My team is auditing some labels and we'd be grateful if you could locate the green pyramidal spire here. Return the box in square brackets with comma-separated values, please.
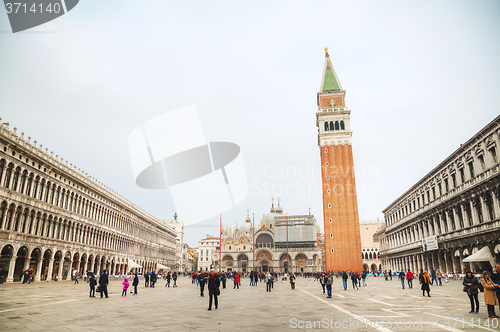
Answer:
[323, 62, 340, 91]
[321, 49, 342, 92]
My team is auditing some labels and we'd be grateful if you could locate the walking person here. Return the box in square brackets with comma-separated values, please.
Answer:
[420, 270, 431, 297]
[290, 273, 296, 290]
[74, 271, 79, 285]
[150, 271, 156, 288]
[172, 272, 177, 287]
[132, 272, 139, 295]
[265, 272, 272, 292]
[144, 272, 149, 287]
[319, 273, 326, 294]
[99, 270, 109, 299]
[121, 278, 129, 297]
[437, 269, 443, 286]
[399, 270, 406, 289]
[198, 270, 207, 297]
[326, 273, 333, 298]
[250, 271, 254, 286]
[406, 269, 414, 289]
[89, 273, 96, 297]
[463, 270, 480, 314]
[351, 272, 358, 290]
[233, 272, 240, 289]
[491, 264, 500, 312]
[221, 272, 227, 289]
[342, 271, 348, 290]
[431, 268, 437, 286]
[361, 271, 367, 287]
[165, 272, 171, 287]
[388, 269, 392, 281]
[480, 270, 500, 318]
[207, 270, 220, 310]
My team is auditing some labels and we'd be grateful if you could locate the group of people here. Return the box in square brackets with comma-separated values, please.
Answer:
[22, 268, 34, 284]
[462, 264, 500, 318]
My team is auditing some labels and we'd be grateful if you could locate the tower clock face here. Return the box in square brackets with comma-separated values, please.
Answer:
[321, 96, 344, 108]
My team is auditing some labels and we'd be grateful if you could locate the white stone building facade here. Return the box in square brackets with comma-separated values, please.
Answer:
[0, 122, 177, 282]
[378, 116, 500, 274]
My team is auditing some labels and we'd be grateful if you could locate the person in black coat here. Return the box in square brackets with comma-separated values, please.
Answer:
[89, 273, 97, 297]
[99, 270, 109, 298]
[221, 272, 227, 289]
[198, 270, 208, 297]
[144, 272, 149, 287]
[207, 270, 220, 310]
[132, 273, 139, 295]
[463, 270, 480, 314]
[150, 271, 156, 288]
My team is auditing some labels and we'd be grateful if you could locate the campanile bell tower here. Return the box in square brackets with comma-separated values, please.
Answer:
[316, 48, 363, 272]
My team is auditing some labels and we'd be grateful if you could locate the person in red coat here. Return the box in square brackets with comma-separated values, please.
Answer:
[234, 272, 240, 289]
[406, 270, 414, 289]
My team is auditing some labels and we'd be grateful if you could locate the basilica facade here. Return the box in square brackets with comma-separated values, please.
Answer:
[216, 203, 323, 273]
[0, 122, 177, 283]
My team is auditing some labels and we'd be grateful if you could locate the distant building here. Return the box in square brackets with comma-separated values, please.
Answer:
[359, 220, 384, 273]
[163, 217, 189, 272]
[196, 237, 220, 272]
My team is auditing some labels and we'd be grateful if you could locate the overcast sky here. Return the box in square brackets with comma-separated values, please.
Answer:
[1, 0, 499, 247]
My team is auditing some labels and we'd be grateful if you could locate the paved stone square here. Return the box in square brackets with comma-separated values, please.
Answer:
[0, 276, 498, 331]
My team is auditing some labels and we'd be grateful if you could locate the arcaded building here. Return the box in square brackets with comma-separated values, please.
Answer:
[316, 49, 363, 272]
[379, 116, 500, 273]
[0, 122, 177, 282]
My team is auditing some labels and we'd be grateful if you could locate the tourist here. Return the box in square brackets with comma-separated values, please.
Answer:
[150, 271, 156, 288]
[420, 270, 431, 297]
[144, 272, 149, 287]
[342, 271, 348, 290]
[250, 271, 254, 286]
[388, 269, 392, 281]
[399, 270, 405, 289]
[132, 272, 139, 295]
[290, 273, 296, 290]
[431, 268, 437, 286]
[254, 272, 258, 286]
[165, 272, 171, 287]
[207, 270, 220, 310]
[198, 270, 207, 297]
[23, 269, 29, 284]
[326, 273, 333, 298]
[491, 264, 500, 311]
[233, 271, 240, 289]
[436, 269, 443, 286]
[266, 272, 272, 292]
[74, 270, 79, 285]
[121, 278, 129, 297]
[221, 272, 227, 289]
[361, 271, 367, 287]
[86, 270, 91, 283]
[319, 273, 326, 294]
[99, 270, 109, 298]
[463, 270, 480, 314]
[406, 269, 414, 289]
[351, 272, 358, 290]
[172, 272, 178, 287]
[89, 273, 96, 297]
[480, 271, 500, 318]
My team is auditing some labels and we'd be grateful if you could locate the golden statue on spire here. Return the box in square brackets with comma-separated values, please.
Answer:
[324, 47, 329, 54]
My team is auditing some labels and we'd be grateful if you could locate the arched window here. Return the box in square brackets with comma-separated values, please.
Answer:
[329, 121, 334, 131]
[335, 121, 339, 130]
[340, 120, 345, 130]
[324, 122, 328, 131]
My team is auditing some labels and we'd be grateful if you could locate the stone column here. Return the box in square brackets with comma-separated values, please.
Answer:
[451, 251, 458, 273]
[23, 257, 30, 270]
[57, 260, 63, 280]
[460, 203, 468, 228]
[458, 250, 465, 274]
[470, 199, 479, 225]
[480, 194, 490, 222]
[35, 259, 43, 281]
[6, 256, 17, 283]
[46, 259, 54, 281]
[491, 188, 500, 220]
[452, 207, 460, 230]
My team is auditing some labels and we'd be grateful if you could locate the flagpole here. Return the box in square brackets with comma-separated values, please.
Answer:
[252, 213, 255, 272]
[286, 212, 289, 274]
[219, 213, 222, 273]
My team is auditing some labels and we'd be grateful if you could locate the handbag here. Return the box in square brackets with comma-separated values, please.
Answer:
[96, 286, 101, 293]
[216, 289, 220, 296]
